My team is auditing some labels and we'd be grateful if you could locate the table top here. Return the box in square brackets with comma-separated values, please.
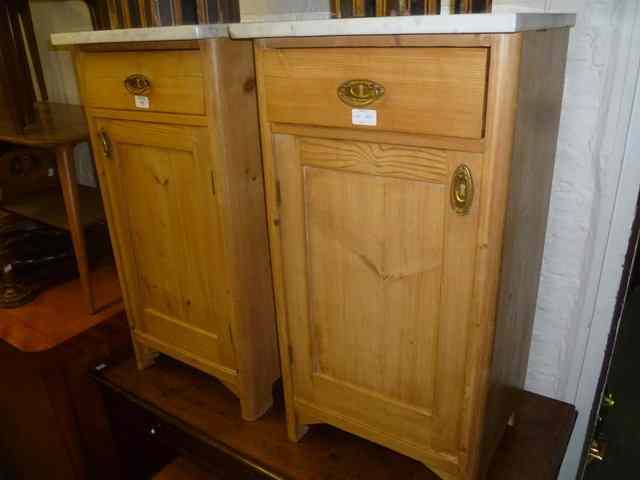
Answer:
[0, 103, 88, 147]
[95, 356, 577, 480]
[0, 261, 122, 352]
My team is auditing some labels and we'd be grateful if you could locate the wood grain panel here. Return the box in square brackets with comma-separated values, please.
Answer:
[476, 29, 571, 479]
[79, 39, 279, 423]
[300, 138, 449, 183]
[97, 119, 235, 372]
[200, 38, 280, 421]
[272, 132, 483, 477]
[81, 50, 205, 115]
[262, 47, 488, 139]
[252, 32, 572, 480]
[305, 167, 444, 412]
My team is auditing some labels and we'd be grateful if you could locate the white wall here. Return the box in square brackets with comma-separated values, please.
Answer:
[30, 0, 96, 186]
[495, 1, 640, 478]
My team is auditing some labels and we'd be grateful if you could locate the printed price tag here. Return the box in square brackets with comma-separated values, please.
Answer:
[352, 109, 377, 126]
[135, 95, 150, 109]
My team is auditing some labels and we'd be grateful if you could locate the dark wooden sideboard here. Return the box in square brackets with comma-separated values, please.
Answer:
[0, 311, 130, 480]
[94, 355, 577, 480]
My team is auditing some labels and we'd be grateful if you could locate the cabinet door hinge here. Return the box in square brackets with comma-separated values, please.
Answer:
[276, 180, 282, 206]
[228, 324, 234, 347]
[210, 171, 216, 196]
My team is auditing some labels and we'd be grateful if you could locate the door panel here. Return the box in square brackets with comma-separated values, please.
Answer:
[96, 119, 235, 371]
[306, 167, 443, 414]
[275, 134, 481, 453]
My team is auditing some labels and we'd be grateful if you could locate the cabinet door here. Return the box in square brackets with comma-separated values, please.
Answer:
[95, 118, 235, 371]
[275, 135, 482, 456]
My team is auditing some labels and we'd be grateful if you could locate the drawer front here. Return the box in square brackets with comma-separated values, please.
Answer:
[103, 389, 272, 480]
[261, 47, 489, 139]
[82, 50, 205, 115]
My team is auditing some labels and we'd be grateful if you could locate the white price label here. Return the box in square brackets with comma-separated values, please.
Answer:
[352, 109, 377, 126]
[135, 95, 150, 109]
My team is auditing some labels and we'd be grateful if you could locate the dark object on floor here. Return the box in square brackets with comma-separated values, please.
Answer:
[0, 216, 113, 308]
[0, 312, 131, 480]
[584, 287, 640, 479]
[0, 102, 120, 313]
[95, 355, 576, 480]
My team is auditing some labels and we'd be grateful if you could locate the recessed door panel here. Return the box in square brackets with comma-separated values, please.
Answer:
[95, 119, 235, 371]
[275, 135, 481, 454]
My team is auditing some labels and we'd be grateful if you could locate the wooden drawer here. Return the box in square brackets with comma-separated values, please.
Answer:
[81, 50, 205, 115]
[261, 47, 489, 139]
[102, 387, 272, 480]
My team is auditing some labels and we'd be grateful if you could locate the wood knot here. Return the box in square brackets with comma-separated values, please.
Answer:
[243, 78, 256, 93]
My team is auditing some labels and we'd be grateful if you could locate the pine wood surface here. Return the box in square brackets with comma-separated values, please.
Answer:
[78, 49, 206, 116]
[261, 46, 488, 139]
[75, 39, 279, 421]
[254, 31, 571, 479]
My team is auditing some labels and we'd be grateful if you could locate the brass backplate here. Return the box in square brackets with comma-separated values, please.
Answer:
[124, 74, 151, 95]
[451, 164, 474, 215]
[337, 79, 385, 107]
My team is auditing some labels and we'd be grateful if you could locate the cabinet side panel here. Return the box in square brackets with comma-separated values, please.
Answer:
[204, 39, 280, 420]
[480, 28, 570, 477]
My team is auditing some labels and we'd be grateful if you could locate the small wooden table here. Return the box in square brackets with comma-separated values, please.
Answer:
[95, 356, 577, 480]
[0, 102, 108, 312]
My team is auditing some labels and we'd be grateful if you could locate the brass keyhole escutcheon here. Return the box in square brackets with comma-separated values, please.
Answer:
[124, 74, 151, 95]
[338, 79, 385, 107]
[451, 164, 474, 215]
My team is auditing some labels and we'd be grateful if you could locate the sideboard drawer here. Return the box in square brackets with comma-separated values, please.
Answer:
[82, 50, 205, 115]
[261, 47, 488, 139]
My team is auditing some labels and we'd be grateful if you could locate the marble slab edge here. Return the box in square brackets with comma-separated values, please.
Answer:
[228, 13, 577, 39]
[50, 13, 577, 46]
[51, 24, 229, 46]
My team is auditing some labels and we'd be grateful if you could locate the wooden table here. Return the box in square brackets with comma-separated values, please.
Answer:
[95, 356, 577, 480]
[0, 102, 108, 312]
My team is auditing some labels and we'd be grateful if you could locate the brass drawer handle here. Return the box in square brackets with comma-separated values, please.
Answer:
[124, 74, 151, 95]
[451, 164, 474, 215]
[338, 79, 385, 107]
[98, 128, 111, 158]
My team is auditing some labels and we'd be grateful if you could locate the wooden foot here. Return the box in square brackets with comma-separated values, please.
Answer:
[134, 340, 158, 370]
[240, 386, 275, 422]
[288, 422, 309, 442]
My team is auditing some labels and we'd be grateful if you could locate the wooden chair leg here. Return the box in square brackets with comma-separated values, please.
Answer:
[56, 143, 95, 313]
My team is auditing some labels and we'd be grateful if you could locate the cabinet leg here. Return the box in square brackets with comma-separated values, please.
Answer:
[240, 384, 275, 422]
[133, 340, 158, 370]
[287, 421, 309, 442]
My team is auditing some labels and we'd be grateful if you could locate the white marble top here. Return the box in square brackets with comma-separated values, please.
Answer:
[51, 24, 228, 46]
[229, 13, 576, 39]
[51, 13, 576, 46]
